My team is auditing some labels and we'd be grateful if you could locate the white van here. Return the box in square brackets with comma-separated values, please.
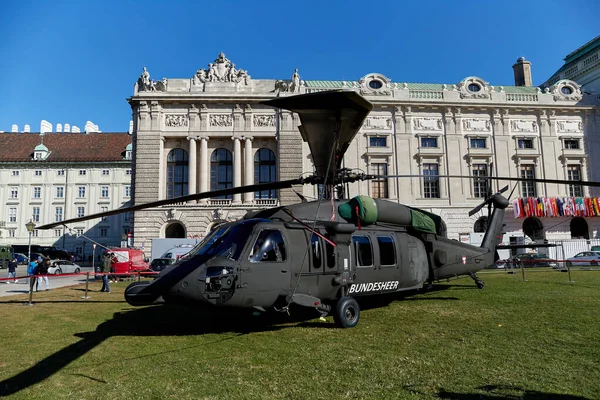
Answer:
[159, 244, 194, 261]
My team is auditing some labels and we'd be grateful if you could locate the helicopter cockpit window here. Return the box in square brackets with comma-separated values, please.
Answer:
[249, 230, 287, 263]
[311, 234, 322, 268]
[352, 235, 373, 267]
[377, 236, 396, 266]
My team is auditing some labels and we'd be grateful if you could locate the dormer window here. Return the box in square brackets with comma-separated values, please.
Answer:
[33, 142, 50, 160]
[125, 143, 133, 160]
[34, 152, 44, 160]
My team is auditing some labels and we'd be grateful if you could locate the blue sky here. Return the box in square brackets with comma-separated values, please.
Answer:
[0, 0, 598, 132]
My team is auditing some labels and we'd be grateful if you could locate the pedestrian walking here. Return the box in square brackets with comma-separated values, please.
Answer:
[100, 252, 112, 293]
[7, 257, 18, 283]
[36, 257, 50, 292]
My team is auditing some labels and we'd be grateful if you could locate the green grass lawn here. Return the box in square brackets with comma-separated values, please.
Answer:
[0, 271, 599, 400]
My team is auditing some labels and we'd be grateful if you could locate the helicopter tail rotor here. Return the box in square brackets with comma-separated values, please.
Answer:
[468, 184, 509, 217]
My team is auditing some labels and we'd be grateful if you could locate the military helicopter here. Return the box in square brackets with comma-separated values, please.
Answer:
[37, 90, 599, 328]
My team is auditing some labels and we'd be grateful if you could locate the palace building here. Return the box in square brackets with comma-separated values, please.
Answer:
[0, 122, 132, 259]
[129, 53, 600, 255]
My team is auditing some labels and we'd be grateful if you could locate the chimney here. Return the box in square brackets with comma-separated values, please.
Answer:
[512, 57, 532, 87]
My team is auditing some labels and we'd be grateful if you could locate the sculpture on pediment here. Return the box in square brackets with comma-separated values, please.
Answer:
[137, 67, 152, 91]
[192, 53, 252, 85]
[275, 68, 303, 92]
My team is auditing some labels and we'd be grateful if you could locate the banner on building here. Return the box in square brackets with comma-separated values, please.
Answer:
[513, 197, 600, 218]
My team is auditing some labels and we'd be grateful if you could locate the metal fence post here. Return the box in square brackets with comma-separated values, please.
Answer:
[82, 272, 91, 299]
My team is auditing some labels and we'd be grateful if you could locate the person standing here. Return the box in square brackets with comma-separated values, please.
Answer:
[36, 257, 50, 292]
[27, 257, 39, 292]
[7, 257, 18, 283]
[100, 252, 112, 293]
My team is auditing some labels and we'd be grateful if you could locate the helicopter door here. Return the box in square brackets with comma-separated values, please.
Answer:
[374, 234, 401, 287]
[240, 228, 291, 308]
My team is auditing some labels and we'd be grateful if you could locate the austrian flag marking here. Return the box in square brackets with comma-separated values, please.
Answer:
[462, 256, 467, 265]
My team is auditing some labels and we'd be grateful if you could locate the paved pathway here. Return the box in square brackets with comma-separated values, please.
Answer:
[0, 264, 96, 297]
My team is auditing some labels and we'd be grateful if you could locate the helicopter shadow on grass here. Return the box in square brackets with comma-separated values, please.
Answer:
[435, 384, 593, 400]
[0, 303, 301, 396]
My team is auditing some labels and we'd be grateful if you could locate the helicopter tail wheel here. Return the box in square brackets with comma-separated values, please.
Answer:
[333, 296, 360, 328]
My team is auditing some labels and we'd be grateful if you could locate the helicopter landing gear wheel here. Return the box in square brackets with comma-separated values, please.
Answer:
[469, 272, 485, 289]
[333, 296, 360, 328]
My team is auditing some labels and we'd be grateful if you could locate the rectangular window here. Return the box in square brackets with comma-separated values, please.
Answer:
[101, 206, 108, 221]
[370, 163, 388, 199]
[102, 170, 110, 175]
[8, 229, 16, 238]
[79, 170, 86, 176]
[33, 230, 39, 237]
[35, 170, 42, 176]
[472, 164, 488, 198]
[33, 187, 41, 198]
[124, 212, 131, 222]
[520, 165, 537, 197]
[57, 170, 65, 176]
[377, 236, 396, 266]
[420, 137, 438, 148]
[470, 138, 486, 148]
[55, 207, 63, 222]
[518, 139, 534, 149]
[78, 186, 86, 198]
[77, 207, 85, 218]
[423, 163, 440, 198]
[101, 186, 109, 198]
[100, 228, 108, 237]
[56, 187, 64, 198]
[8, 208, 17, 223]
[32, 207, 40, 223]
[369, 137, 387, 147]
[564, 139, 580, 149]
[9, 187, 18, 199]
[54, 229, 62, 237]
[126, 169, 132, 175]
[11, 170, 19, 176]
[352, 235, 373, 267]
[567, 165, 583, 197]
[76, 229, 84, 236]
[125, 186, 131, 197]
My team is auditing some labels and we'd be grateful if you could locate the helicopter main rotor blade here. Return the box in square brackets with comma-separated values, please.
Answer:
[37, 179, 302, 230]
[262, 91, 373, 180]
[380, 174, 600, 188]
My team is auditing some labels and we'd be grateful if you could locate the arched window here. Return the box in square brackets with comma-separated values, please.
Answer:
[474, 216, 488, 233]
[165, 222, 186, 238]
[254, 148, 276, 199]
[211, 148, 233, 199]
[166, 149, 189, 199]
[523, 217, 544, 241]
[570, 217, 589, 239]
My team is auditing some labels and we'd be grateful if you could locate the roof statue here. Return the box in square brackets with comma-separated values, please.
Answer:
[192, 52, 251, 85]
[275, 68, 304, 93]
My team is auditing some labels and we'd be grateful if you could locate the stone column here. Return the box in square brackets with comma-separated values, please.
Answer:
[244, 136, 254, 203]
[232, 136, 242, 204]
[187, 136, 197, 199]
[159, 137, 165, 200]
[199, 136, 209, 203]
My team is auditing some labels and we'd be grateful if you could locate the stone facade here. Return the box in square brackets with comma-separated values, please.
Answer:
[129, 53, 600, 255]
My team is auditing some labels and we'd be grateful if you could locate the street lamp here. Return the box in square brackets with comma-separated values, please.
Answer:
[25, 220, 36, 264]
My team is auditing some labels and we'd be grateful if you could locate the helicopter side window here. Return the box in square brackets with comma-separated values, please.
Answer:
[377, 236, 396, 266]
[352, 235, 373, 267]
[326, 240, 335, 268]
[311, 234, 322, 268]
[249, 230, 287, 263]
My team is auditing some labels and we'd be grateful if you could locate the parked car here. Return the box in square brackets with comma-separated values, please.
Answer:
[13, 253, 29, 265]
[511, 253, 557, 268]
[566, 251, 600, 267]
[48, 260, 82, 275]
[150, 258, 175, 272]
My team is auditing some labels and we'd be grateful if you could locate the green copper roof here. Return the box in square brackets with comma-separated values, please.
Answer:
[564, 35, 600, 63]
[34, 143, 48, 151]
